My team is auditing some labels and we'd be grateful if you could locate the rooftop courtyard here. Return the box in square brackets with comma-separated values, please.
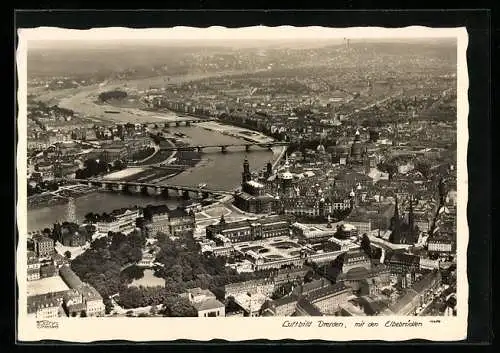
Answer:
[234, 236, 312, 262]
[27, 275, 70, 297]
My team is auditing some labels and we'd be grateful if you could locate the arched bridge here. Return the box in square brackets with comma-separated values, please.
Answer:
[160, 141, 289, 153]
[157, 119, 217, 128]
[69, 178, 234, 199]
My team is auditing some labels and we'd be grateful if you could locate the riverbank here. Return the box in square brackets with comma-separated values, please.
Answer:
[27, 184, 97, 210]
[196, 120, 274, 144]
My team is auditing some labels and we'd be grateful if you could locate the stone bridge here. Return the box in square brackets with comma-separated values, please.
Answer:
[68, 178, 233, 199]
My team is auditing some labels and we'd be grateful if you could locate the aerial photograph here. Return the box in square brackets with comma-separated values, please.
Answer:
[23, 28, 458, 319]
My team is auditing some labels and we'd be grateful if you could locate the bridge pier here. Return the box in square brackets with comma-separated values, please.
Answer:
[88, 182, 92, 187]
[245, 145, 251, 152]
[185, 121, 191, 127]
[197, 146, 203, 153]
[161, 188, 170, 198]
[155, 187, 163, 196]
[182, 190, 189, 199]
[117, 184, 124, 191]
[202, 192, 209, 199]
[175, 122, 180, 127]
[135, 185, 142, 193]
[100, 183, 108, 191]
[221, 146, 227, 153]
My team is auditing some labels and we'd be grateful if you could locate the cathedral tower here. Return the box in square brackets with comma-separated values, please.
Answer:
[242, 157, 251, 185]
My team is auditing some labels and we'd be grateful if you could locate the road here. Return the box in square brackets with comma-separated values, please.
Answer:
[344, 91, 404, 119]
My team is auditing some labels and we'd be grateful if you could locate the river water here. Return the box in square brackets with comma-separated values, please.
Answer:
[27, 125, 275, 232]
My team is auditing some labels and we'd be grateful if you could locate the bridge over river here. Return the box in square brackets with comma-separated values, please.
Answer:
[67, 177, 234, 199]
[159, 141, 289, 153]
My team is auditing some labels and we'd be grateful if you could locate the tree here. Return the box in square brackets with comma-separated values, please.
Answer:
[360, 233, 372, 258]
[64, 251, 72, 259]
[415, 160, 431, 179]
[103, 296, 114, 314]
[84, 212, 96, 223]
[377, 161, 398, 180]
[304, 269, 317, 283]
[117, 286, 144, 309]
[80, 310, 87, 317]
[162, 296, 197, 317]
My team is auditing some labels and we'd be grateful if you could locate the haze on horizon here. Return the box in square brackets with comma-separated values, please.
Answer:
[28, 36, 457, 51]
[24, 28, 457, 78]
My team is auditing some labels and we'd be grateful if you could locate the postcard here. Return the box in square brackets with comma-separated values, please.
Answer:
[16, 25, 468, 342]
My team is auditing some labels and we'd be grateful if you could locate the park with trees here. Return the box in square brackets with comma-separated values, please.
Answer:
[66, 225, 276, 316]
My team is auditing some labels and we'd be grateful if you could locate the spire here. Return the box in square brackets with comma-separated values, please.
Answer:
[408, 194, 415, 240]
[354, 129, 361, 141]
[394, 194, 399, 220]
[219, 213, 226, 225]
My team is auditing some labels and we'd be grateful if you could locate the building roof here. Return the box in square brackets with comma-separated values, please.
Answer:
[412, 270, 441, 294]
[79, 283, 103, 301]
[192, 298, 225, 312]
[344, 249, 370, 264]
[67, 302, 87, 313]
[188, 287, 216, 298]
[385, 252, 420, 266]
[388, 290, 417, 315]
[292, 278, 329, 296]
[168, 207, 192, 219]
[389, 270, 441, 314]
[305, 282, 350, 303]
[273, 294, 298, 307]
[33, 235, 54, 244]
[247, 180, 264, 188]
[296, 298, 323, 316]
[27, 292, 65, 313]
[351, 297, 389, 315]
[335, 170, 373, 182]
[342, 267, 371, 280]
[147, 204, 170, 216]
[59, 265, 84, 289]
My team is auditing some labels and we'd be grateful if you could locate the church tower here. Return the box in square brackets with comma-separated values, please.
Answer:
[408, 194, 415, 242]
[438, 177, 447, 205]
[66, 197, 76, 223]
[242, 157, 251, 185]
[265, 160, 273, 178]
[389, 195, 401, 244]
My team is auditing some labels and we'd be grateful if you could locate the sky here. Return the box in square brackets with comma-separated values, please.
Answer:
[22, 26, 462, 50]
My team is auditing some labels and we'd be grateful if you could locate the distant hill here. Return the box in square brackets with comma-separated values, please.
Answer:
[26, 38, 456, 78]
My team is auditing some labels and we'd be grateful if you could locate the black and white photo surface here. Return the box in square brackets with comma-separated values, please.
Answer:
[16, 25, 468, 342]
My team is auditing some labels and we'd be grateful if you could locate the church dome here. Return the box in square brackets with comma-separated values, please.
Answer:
[350, 130, 365, 157]
[280, 171, 294, 180]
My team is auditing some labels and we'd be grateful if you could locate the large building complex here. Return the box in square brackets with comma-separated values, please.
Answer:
[95, 208, 141, 234]
[206, 214, 291, 243]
